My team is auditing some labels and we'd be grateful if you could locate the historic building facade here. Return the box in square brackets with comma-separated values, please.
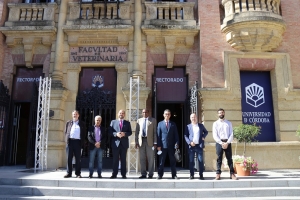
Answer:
[0, 0, 299, 170]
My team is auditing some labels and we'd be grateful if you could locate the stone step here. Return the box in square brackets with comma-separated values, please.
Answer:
[0, 196, 300, 200]
[0, 178, 300, 189]
[0, 185, 300, 198]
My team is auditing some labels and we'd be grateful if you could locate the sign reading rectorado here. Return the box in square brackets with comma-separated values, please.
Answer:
[69, 46, 127, 63]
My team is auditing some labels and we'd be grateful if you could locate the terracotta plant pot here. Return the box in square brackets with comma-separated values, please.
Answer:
[235, 162, 250, 176]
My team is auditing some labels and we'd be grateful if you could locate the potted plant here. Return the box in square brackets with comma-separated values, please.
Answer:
[232, 123, 261, 176]
[233, 155, 258, 175]
[233, 123, 261, 156]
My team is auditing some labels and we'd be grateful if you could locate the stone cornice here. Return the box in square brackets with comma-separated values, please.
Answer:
[63, 25, 133, 46]
[142, 27, 199, 68]
[0, 29, 56, 67]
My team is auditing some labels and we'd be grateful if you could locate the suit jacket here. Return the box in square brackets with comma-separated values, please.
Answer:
[109, 119, 132, 149]
[135, 117, 157, 147]
[64, 120, 86, 148]
[184, 123, 208, 149]
[157, 120, 179, 149]
[87, 125, 107, 150]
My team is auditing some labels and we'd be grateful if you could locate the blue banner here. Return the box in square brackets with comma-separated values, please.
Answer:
[240, 71, 276, 142]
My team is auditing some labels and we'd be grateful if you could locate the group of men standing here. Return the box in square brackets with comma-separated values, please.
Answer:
[63, 108, 238, 180]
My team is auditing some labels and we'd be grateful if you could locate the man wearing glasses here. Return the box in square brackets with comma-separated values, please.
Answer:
[156, 109, 179, 180]
[135, 109, 157, 179]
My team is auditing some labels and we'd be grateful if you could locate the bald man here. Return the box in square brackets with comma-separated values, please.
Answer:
[184, 113, 208, 180]
[109, 110, 132, 178]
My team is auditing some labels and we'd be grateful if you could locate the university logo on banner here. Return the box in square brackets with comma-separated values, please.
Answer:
[240, 71, 276, 142]
[92, 75, 104, 88]
[245, 83, 265, 108]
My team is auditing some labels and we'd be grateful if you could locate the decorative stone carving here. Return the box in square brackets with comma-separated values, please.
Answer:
[142, 30, 199, 68]
[8, 7, 20, 21]
[69, 4, 80, 21]
[146, 6, 157, 19]
[183, 7, 194, 20]
[115, 63, 128, 73]
[119, 4, 130, 19]
[221, 0, 286, 52]
[67, 63, 81, 72]
[44, 7, 55, 21]
[121, 76, 151, 108]
[11, 45, 24, 54]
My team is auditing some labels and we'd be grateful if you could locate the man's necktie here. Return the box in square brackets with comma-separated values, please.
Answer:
[119, 120, 122, 130]
[142, 118, 146, 137]
[166, 121, 168, 129]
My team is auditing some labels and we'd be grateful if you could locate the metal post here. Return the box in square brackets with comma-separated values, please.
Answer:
[127, 76, 140, 174]
[34, 77, 51, 173]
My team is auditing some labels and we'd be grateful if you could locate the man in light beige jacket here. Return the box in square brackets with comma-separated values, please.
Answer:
[135, 109, 157, 179]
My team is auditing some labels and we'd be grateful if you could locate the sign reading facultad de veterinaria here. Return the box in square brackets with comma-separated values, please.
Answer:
[69, 46, 127, 63]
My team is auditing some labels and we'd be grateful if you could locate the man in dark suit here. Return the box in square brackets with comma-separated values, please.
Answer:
[64, 110, 86, 178]
[156, 109, 179, 180]
[135, 109, 157, 179]
[87, 115, 107, 178]
[184, 113, 208, 180]
[109, 109, 132, 178]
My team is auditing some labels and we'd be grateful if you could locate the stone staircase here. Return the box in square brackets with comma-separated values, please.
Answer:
[0, 171, 300, 199]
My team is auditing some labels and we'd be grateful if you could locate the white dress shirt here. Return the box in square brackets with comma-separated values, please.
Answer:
[212, 119, 233, 144]
[141, 117, 148, 137]
[70, 121, 81, 139]
[192, 124, 200, 144]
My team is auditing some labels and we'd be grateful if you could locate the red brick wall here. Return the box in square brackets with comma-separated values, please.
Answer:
[238, 58, 276, 71]
[0, 0, 8, 83]
[198, 0, 233, 88]
[275, 0, 300, 88]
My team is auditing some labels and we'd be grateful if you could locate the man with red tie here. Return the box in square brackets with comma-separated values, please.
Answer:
[156, 109, 179, 180]
[109, 109, 132, 178]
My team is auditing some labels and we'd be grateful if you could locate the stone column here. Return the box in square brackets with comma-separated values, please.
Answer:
[52, 0, 68, 84]
[132, 0, 142, 76]
[47, 89, 69, 169]
[47, 0, 70, 169]
[115, 63, 129, 117]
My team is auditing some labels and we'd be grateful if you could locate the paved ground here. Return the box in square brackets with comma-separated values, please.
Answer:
[0, 165, 299, 181]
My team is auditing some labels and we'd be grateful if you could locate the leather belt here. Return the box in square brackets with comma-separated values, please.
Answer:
[69, 138, 80, 140]
[221, 139, 228, 142]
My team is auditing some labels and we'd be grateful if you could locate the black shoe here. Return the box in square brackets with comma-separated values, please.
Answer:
[199, 174, 204, 180]
[139, 175, 147, 179]
[189, 175, 194, 180]
[76, 175, 82, 178]
[98, 175, 102, 178]
[156, 176, 162, 180]
[110, 175, 117, 179]
[88, 175, 93, 179]
[64, 174, 71, 178]
[148, 175, 153, 179]
[122, 176, 127, 179]
[172, 176, 179, 180]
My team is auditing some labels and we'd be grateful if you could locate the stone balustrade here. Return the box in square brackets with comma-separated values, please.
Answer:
[222, 0, 281, 17]
[221, 0, 285, 52]
[145, 2, 195, 21]
[7, 3, 56, 22]
[68, 1, 131, 21]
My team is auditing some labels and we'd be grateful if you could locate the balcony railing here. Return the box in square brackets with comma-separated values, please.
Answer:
[221, 0, 285, 52]
[222, 0, 281, 17]
[68, 1, 130, 21]
[80, 3, 120, 19]
[145, 2, 195, 21]
[7, 3, 56, 22]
